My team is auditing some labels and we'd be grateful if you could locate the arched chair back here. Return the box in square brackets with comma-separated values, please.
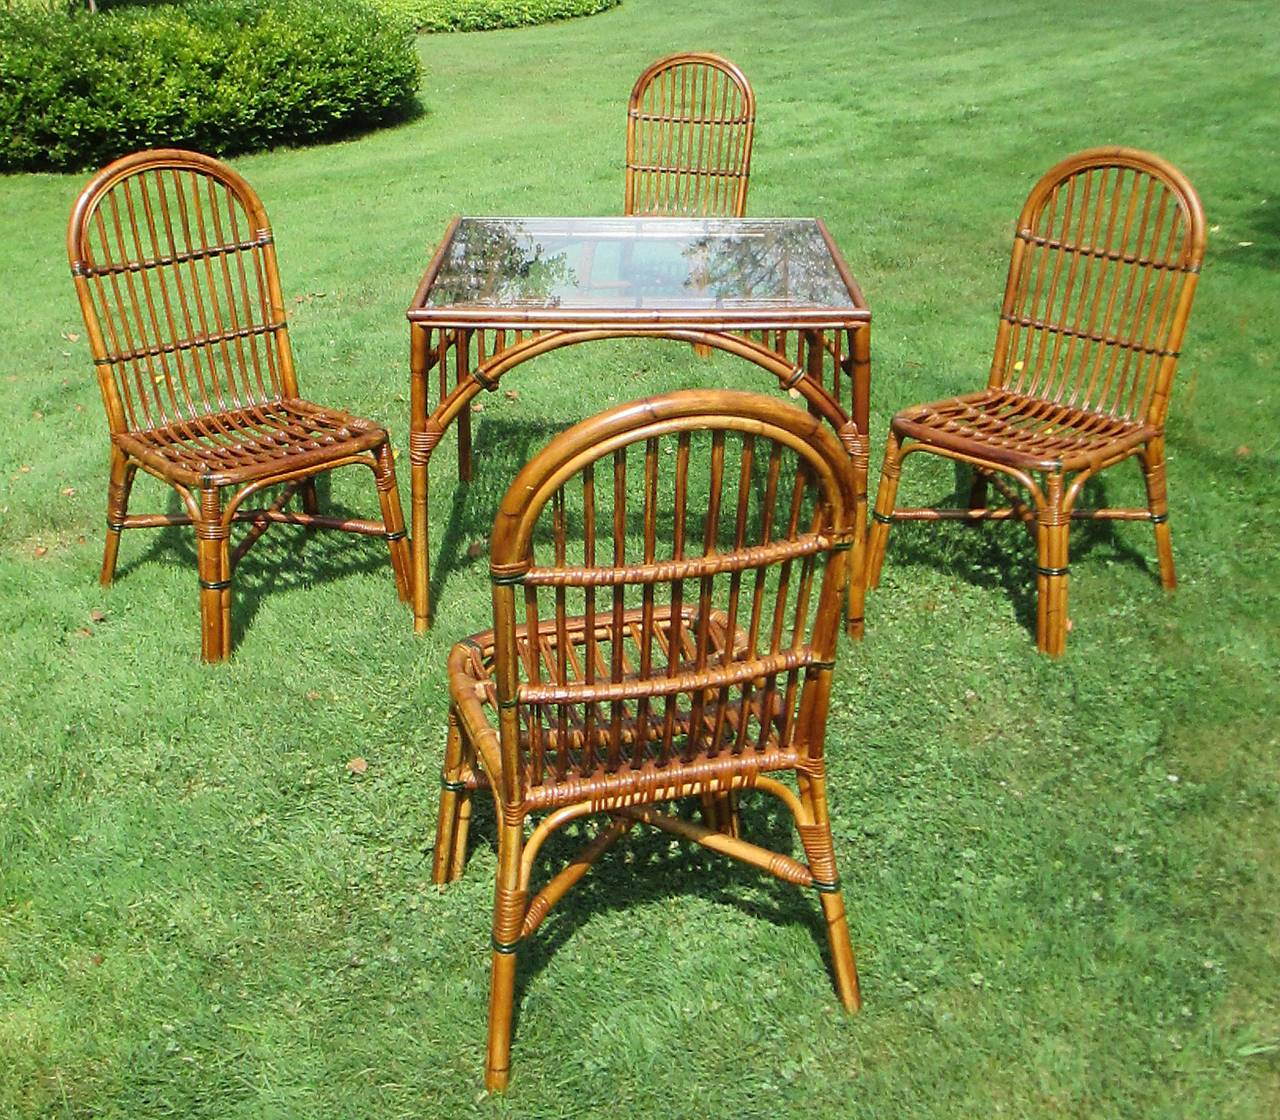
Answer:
[990, 147, 1206, 427]
[69, 148, 298, 436]
[625, 52, 756, 217]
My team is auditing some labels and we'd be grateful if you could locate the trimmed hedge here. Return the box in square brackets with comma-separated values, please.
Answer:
[371, 0, 620, 34]
[0, 0, 421, 172]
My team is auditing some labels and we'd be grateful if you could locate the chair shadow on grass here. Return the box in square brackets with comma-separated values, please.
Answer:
[114, 473, 403, 645]
[880, 461, 1162, 634]
[452, 787, 854, 1030]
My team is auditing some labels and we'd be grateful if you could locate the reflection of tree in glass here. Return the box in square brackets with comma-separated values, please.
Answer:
[441, 220, 577, 305]
[681, 224, 848, 304]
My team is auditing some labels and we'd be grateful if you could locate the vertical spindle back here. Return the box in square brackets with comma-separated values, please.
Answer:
[485, 390, 857, 804]
[625, 53, 756, 218]
[68, 149, 298, 436]
[991, 148, 1206, 426]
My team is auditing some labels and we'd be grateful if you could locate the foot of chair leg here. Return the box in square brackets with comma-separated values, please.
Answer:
[197, 489, 231, 663]
[1141, 440, 1176, 591]
[101, 450, 135, 585]
[1035, 482, 1069, 657]
[819, 888, 862, 1012]
[485, 941, 518, 1090]
[866, 432, 903, 590]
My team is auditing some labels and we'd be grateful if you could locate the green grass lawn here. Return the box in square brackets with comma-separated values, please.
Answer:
[2, 0, 1278, 1115]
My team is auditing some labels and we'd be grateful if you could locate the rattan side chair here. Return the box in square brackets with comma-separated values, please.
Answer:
[625, 51, 756, 218]
[433, 388, 862, 1090]
[866, 147, 1206, 655]
[68, 149, 412, 661]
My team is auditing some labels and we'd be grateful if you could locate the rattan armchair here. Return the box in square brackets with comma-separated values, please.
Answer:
[433, 388, 862, 1090]
[866, 147, 1206, 655]
[625, 52, 756, 218]
[68, 149, 411, 661]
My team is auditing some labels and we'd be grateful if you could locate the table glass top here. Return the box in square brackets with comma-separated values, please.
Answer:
[423, 217, 860, 311]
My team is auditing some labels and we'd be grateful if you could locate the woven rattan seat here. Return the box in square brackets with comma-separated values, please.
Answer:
[117, 399, 389, 486]
[867, 148, 1206, 655]
[450, 606, 795, 812]
[891, 389, 1154, 473]
[433, 389, 862, 1090]
[68, 149, 411, 660]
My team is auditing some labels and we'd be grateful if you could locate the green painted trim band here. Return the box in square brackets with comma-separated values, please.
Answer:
[491, 936, 520, 955]
[1035, 564, 1069, 577]
[831, 540, 853, 552]
[783, 367, 806, 389]
[811, 877, 841, 894]
[872, 511, 893, 524]
[384, 529, 408, 542]
[490, 570, 525, 586]
[106, 520, 125, 533]
[440, 774, 468, 793]
[498, 696, 519, 710]
[1151, 512, 1169, 524]
[199, 578, 231, 591]
[808, 660, 836, 671]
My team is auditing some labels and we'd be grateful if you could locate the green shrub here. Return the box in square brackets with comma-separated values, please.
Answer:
[371, 0, 620, 34]
[0, 0, 421, 172]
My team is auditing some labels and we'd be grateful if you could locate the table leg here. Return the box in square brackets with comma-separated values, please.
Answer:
[410, 324, 432, 632]
[456, 329, 473, 484]
[846, 324, 872, 639]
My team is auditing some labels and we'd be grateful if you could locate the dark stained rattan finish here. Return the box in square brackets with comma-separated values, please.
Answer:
[866, 147, 1206, 655]
[407, 216, 873, 641]
[625, 52, 756, 218]
[68, 149, 411, 661]
[432, 389, 862, 1090]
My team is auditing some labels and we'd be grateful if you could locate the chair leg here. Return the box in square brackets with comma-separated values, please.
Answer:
[486, 818, 525, 1092]
[967, 466, 989, 520]
[866, 431, 903, 589]
[373, 443, 413, 603]
[433, 705, 470, 885]
[1035, 475, 1070, 657]
[692, 341, 712, 360]
[101, 447, 136, 585]
[196, 486, 231, 663]
[1141, 438, 1176, 591]
[796, 774, 861, 1012]
[299, 478, 320, 517]
[699, 790, 740, 837]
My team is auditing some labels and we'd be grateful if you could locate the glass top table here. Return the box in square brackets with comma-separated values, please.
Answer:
[406, 215, 872, 636]
[410, 217, 869, 326]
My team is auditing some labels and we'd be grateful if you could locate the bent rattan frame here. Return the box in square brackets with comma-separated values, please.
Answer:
[625, 52, 756, 218]
[68, 148, 411, 661]
[866, 147, 1206, 655]
[432, 389, 862, 1090]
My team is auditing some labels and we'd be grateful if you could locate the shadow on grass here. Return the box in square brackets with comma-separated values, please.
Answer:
[452, 789, 853, 1026]
[429, 414, 571, 610]
[114, 472, 403, 645]
[879, 461, 1163, 634]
